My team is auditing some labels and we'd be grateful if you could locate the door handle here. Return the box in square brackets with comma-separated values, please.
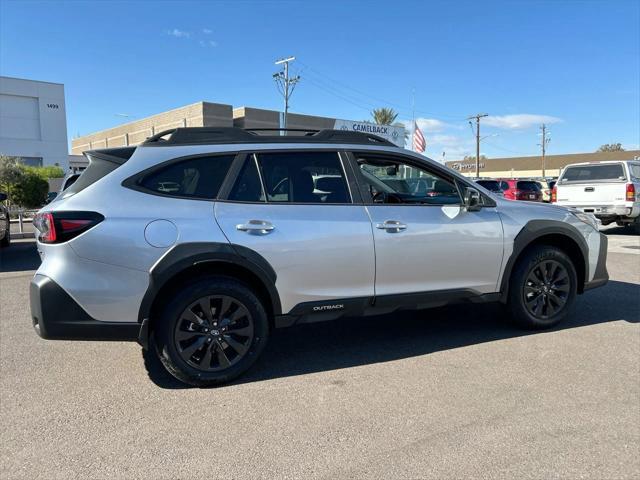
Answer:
[236, 220, 275, 234]
[376, 220, 407, 232]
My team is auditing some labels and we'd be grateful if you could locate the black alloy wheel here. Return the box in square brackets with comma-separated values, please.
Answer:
[523, 259, 570, 319]
[174, 295, 255, 371]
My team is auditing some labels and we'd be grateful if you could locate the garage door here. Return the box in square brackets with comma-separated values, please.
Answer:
[0, 94, 41, 140]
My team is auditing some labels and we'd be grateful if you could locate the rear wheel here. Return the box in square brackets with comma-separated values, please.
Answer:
[154, 277, 269, 387]
[507, 245, 577, 329]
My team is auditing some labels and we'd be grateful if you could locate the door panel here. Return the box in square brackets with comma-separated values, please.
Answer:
[215, 202, 375, 313]
[367, 204, 504, 295]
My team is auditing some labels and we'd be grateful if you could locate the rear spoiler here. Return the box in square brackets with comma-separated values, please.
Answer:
[83, 146, 136, 165]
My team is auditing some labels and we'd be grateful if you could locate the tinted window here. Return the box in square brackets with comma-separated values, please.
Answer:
[228, 156, 266, 202]
[255, 151, 350, 204]
[517, 181, 540, 191]
[140, 155, 234, 199]
[561, 164, 626, 183]
[627, 163, 640, 180]
[477, 180, 501, 191]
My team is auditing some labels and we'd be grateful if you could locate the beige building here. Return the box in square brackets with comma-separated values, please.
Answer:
[446, 150, 640, 179]
[71, 103, 341, 155]
[71, 102, 233, 155]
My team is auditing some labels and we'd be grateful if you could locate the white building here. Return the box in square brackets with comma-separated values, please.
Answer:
[0, 76, 69, 170]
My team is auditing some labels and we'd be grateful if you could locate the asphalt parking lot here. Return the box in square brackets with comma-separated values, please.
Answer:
[1, 228, 639, 479]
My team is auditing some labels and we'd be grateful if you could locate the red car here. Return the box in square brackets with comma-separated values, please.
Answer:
[497, 179, 543, 202]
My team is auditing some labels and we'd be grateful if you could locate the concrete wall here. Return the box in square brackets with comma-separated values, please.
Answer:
[0, 76, 69, 169]
[71, 101, 233, 154]
[233, 107, 336, 134]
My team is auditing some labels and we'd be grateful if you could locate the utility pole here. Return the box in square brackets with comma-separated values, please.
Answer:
[273, 56, 300, 133]
[538, 124, 550, 177]
[468, 113, 488, 178]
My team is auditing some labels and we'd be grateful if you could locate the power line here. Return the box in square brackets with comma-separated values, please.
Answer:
[468, 113, 488, 178]
[273, 56, 300, 131]
[298, 60, 467, 121]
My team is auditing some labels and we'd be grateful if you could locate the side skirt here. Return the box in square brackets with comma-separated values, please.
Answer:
[274, 290, 500, 328]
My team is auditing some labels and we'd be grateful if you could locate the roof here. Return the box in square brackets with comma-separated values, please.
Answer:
[141, 127, 396, 147]
[445, 150, 640, 171]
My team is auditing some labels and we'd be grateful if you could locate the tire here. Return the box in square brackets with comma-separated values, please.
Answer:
[507, 245, 577, 329]
[153, 276, 269, 387]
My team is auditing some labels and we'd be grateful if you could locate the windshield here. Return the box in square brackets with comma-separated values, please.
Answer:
[560, 164, 626, 183]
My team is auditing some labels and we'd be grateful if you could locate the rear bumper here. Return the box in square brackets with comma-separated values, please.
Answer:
[29, 274, 140, 341]
[565, 204, 639, 219]
[584, 233, 609, 291]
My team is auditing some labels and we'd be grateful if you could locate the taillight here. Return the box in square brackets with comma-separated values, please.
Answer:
[33, 211, 104, 244]
[626, 183, 636, 201]
[33, 213, 56, 243]
[551, 185, 557, 203]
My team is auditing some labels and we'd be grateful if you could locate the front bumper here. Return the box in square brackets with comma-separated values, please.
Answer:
[584, 233, 609, 291]
[29, 274, 141, 341]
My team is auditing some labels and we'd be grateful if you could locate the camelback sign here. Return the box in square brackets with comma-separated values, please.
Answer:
[333, 119, 405, 147]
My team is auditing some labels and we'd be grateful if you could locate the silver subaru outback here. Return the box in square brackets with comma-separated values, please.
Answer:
[30, 128, 608, 386]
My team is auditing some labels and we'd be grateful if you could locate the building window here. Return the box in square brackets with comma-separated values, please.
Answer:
[17, 157, 43, 167]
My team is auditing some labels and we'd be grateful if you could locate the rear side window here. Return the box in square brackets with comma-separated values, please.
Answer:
[561, 164, 626, 183]
[138, 155, 234, 199]
[228, 151, 350, 204]
[628, 163, 640, 180]
[517, 181, 540, 191]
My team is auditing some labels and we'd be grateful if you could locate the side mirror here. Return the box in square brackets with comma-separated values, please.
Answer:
[0, 193, 7, 202]
[464, 187, 482, 212]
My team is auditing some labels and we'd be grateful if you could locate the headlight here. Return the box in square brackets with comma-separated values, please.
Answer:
[572, 211, 599, 230]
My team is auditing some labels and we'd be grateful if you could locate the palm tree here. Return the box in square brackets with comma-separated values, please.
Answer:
[371, 107, 398, 125]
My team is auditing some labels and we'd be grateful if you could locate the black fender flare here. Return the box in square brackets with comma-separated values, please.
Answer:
[499, 220, 589, 301]
[137, 242, 282, 325]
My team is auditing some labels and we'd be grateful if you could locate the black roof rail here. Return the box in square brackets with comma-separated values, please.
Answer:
[142, 127, 396, 147]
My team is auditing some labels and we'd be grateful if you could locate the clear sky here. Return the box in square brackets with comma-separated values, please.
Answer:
[1, 0, 638, 160]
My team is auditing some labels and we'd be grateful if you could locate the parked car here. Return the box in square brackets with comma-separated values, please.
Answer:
[553, 160, 640, 232]
[498, 178, 543, 202]
[474, 179, 504, 196]
[30, 127, 608, 386]
[0, 192, 9, 248]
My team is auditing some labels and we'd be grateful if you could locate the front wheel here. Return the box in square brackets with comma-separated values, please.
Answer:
[154, 276, 269, 387]
[507, 245, 577, 329]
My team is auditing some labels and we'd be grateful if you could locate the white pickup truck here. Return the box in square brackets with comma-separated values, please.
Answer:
[553, 160, 640, 232]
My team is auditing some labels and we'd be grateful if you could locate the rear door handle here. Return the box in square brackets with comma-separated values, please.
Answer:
[236, 220, 275, 234]
[376, 220, 407, 232]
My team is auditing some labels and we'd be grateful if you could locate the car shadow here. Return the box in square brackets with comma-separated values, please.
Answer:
[600, 225, 639, 236]
[0, 239, 41, 273]
[143, 279, 639, 389]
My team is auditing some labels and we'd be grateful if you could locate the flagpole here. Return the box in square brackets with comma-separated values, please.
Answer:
[411, 88, 416, 153]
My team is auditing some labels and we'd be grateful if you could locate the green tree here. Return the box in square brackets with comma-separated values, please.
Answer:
[463, 155, 488, 162]
[597, 143, 624, 152]
[29, 165, 65, 180]
[0, 155, 25, 205]
[371, 107, 399, 125]
[12, 170, 49, 208]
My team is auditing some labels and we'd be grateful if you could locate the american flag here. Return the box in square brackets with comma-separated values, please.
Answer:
[413, 122, 426, 153]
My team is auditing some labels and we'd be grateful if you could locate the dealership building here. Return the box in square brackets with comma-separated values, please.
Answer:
[0, 76, 69, 170]
[70, 102, 405, 155]
[445, 150, 640, 179]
